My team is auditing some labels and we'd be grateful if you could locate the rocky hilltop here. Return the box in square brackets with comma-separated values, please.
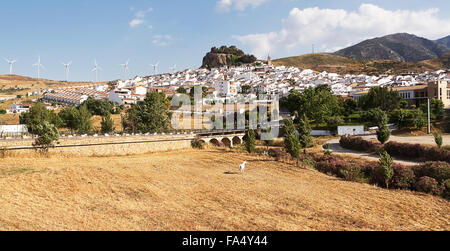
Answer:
[201, 46, 257, 68]
[202, 53, 234, 69]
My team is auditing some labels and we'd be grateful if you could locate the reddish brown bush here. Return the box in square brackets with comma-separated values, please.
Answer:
[340, 136, 382, 153]
[390, 164, 416, 190]
[413, 162, 450, 183]
[415, 176, 444, 195]
[385, 142, 450, 163]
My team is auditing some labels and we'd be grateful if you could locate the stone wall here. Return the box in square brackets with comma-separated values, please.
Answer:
[0, 134, 195, 157]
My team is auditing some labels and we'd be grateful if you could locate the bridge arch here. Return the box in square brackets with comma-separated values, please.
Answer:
[232, 136, 242, 146]
[222, 138, 232, 148]
[209, 138, 220, 146]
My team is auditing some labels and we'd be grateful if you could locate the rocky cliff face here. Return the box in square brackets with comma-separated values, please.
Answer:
[201, 53, 232, 68]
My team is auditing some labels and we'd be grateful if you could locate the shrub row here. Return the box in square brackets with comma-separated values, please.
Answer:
[310, 154, 450, 199]
[339, 135, 382, 153]
[384, 141, 450, 163]
[340, 136, 450, 164]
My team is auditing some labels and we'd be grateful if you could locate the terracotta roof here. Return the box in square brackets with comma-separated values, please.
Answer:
[354, 85, 428, 95]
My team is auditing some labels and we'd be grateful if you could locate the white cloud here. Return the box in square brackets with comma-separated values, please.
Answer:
[216, 0, 270, 12]
[135, 8, 153, 18]
[235, 4, 450, 58]
[129, 19, 145, 27]
[129, 7, 153, 28]
[152, 35, 173, 47]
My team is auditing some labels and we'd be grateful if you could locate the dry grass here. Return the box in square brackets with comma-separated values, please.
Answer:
[0, 113, 20, 125]
[91, 114, 124, 132]
[0, 148, 448, 231]
[0, 75, 104, 96]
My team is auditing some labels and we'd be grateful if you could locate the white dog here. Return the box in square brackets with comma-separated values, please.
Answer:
[240, 161, 247, 174]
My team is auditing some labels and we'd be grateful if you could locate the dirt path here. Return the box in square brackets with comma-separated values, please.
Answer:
[0, 149, 448, 231]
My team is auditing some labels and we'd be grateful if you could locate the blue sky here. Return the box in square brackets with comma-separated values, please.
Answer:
[1, 0, 449, 82]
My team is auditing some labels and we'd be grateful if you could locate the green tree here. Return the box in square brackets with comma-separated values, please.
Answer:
[297, 114, 313, 149]
[358, 86, 403, 111]
[59, 106, 80, 133]
[83, 98, 117, 116]
[421, 99, 444, 121]
[244, 129, 256, 153]
[285, 85, 341, 126]
[177, 87, 187, 94]
[284, 118, 296, 136]
[284, 118, 301, 160]
[32, 121, 59, 153]
[411, 109, 427, 130]
[101, 113, 115, 134]
[391, 109, 427, 130]
[400, 100, 409, 109]
[123, 92, 169, 133]
[376, 111, 390, 144]
[433, 132, 443, 149]
[77, 104, 93, 134]
[341, 98, 358, 116]
[284, 129, 301, 161]
[390, 109, 411, 129]
[378, 151, 394, 189]
[361, 108, 386, 127]
[20, 103, 62, 133]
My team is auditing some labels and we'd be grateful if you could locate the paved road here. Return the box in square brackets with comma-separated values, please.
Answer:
[326, 138, 420, 166]
[360, 135, 450, 146]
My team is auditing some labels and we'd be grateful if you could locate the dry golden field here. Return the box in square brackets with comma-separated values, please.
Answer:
[0, 75, 104, 96]
[0, 113, 20, 125]
[0, 148, 448, 231]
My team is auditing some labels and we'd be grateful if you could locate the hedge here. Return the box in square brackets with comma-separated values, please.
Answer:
[312, 152, 449, 199]
[385, 141, 450, 163]
[339, 135, 382, 153]
[340, 136, 450, 164]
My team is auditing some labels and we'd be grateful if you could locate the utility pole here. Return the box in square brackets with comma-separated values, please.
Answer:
[427, 98, 431, 134]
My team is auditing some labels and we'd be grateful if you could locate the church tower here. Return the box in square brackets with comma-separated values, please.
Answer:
[267, 54, 272, 66]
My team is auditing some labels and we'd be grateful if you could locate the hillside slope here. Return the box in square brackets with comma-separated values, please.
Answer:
[0, 74, 104, 96]
[273, 53, 363, 74]
[334, 33, 450, 62]
[436, 35, 450, 48]
[273, 53, 450, 75]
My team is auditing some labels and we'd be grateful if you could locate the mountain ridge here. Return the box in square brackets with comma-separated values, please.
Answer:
[436, 35, 450, 48]
[273, 53, 450, 75]
[334, 33, 450, 62]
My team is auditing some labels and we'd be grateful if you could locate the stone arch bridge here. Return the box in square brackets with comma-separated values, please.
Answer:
[196, 130, 246, 148]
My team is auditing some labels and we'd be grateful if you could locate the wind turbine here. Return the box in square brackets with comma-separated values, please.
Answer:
[170, 64, 177, 73]
[33, 56, 44, 80]
[3, 58, 17, 75]
[91, 59, 102, 82]
[62, 61, 72, 82]
[150, 62, 159, 75]
[120, 59, 130, 80]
